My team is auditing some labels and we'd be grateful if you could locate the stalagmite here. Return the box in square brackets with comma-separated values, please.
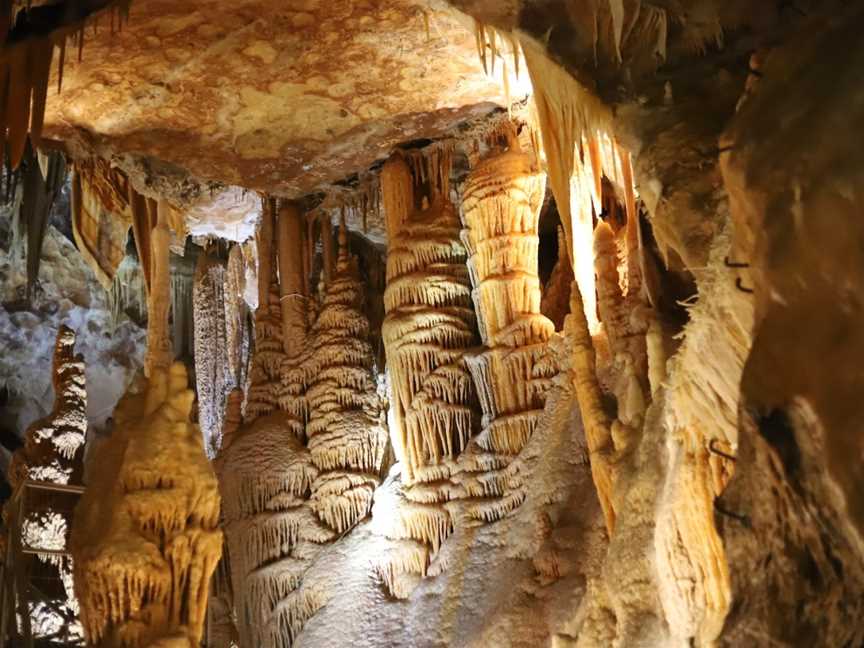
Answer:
[218, 198, 322, 648]
[71, 362, 222, 648]
[5, 325, 87, 641]
[459, 130, 558, 521]
[307, 223, 388, 533]
[7, 325, 86, 489]
[377, 150, 478, 590]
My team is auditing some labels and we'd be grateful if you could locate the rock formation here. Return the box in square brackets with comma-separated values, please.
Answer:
[217, 201, 388, 647]
[306, 225, 388, 534]
[70, 362, 222, 648]
[2, 3, 863, 647]
[377, 150, 477, 584]
[193, 251, 232, 455]
[459, 129, 557, 521]
[381, 151, 478, 485]
[7, 325, 86, 489]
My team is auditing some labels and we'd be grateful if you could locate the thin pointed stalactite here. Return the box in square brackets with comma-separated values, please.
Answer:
[18, 145, 66, 299]
[0, 1, 135, 170]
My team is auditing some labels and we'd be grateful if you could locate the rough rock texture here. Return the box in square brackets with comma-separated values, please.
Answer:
[381, 151, 478, 484]
[0, 223, 145, 440]
[719, 5, 864, 645]
[43, 0, 522, 203]
[217, 205, 389, 647]
[460, 138, 557, 521]
[306, 232, 388, 534]
[3, 325, 88, 642]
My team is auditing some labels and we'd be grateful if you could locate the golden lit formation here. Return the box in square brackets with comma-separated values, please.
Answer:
[0, 2, 861, 647]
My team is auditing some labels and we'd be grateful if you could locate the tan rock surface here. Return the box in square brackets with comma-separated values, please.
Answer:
[43, 0, 513, 201]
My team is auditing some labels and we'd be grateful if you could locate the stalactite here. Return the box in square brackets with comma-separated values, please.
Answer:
[520, 38, 636, 332]
[594, 221, 649, 428]
[566, 280, 616, 534]
[71, 157, 134, 289]
[224, 244, 250, 391]
[320, 216, 334, 285]
[19, 146, 66, 298]
[128, 185, 155, 294]
[277, 203, 308, 361]
[458, 134, 557, 521]
[170, 247, 196, 360]
[108, 251, 147, 327]
[194, 251, 233, 456]
[0, 1, 134, 170]
[71, 362, 222, 648]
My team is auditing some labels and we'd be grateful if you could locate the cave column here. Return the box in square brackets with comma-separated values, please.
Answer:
[460, 134, 556, 492]
[380, 152, 477, 485]
[277, 202, 307, 359]
[321, 215, 334, 284]
[144, 199, 173, 376]
[376, 151, 478, 590]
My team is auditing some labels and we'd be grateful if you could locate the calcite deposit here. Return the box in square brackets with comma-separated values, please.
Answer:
[1, 1, 861, 647]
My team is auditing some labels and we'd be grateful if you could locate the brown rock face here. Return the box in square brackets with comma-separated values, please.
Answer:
[43, 0, 513, 200]
[719, 6, 864, 645]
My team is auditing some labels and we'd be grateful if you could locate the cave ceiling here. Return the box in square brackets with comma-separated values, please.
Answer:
[42, 0, 514, 204]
